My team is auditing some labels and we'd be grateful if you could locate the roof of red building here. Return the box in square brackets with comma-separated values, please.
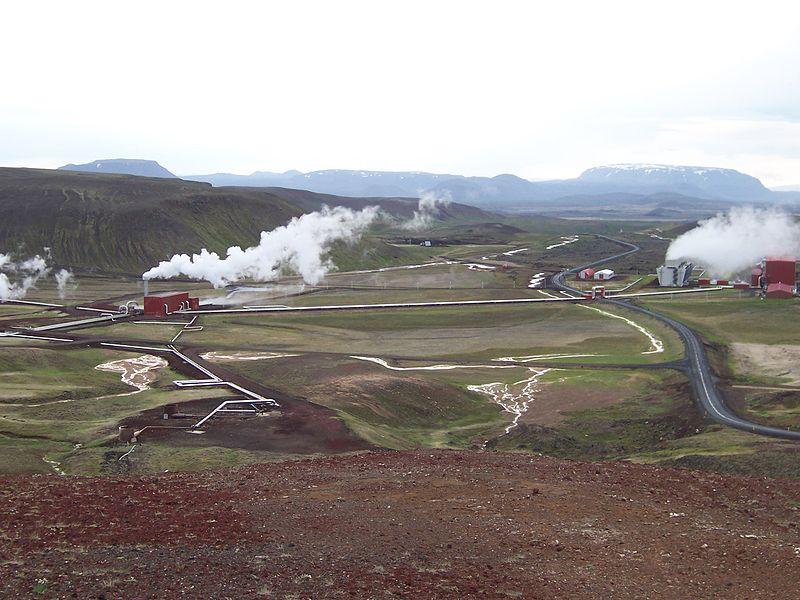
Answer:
[765, 256, 797, 262]
[144, 292, 190, 299]
[766, 282, 794, 295]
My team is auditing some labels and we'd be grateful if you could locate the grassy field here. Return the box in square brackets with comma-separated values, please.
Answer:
[220, 353, 516, 450]
[182, 299, 680, 364]
[639, 291, 799, 346]
[5, 217, 799, 479]
[0, 346, 231, 474]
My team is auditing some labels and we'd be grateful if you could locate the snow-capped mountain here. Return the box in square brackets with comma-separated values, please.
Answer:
[577, 164, 770, 201]
[62, 158, 791, 211]
[185, 162, 778, 206]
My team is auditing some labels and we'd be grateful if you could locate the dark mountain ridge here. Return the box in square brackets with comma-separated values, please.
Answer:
[0, 167, 489, 274]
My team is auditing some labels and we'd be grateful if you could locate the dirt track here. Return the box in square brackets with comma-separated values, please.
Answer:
[2, 450, 799, 598]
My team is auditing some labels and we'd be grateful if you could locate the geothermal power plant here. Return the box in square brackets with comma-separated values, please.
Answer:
[657, 256, 797, 299]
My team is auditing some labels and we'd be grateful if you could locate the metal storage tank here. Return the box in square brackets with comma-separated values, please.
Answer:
[594, 269, 614, 281]
[751, 267, 763, 288]
[657, 260, 694, 287]
[118, 425, 135, 443]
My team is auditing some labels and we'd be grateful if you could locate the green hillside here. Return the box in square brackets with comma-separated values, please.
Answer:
[0, 168, 488, 275]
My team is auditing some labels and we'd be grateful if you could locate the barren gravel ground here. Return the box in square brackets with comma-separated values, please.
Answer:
[2, 450, 799, 598]
[732, 343, 800, 385]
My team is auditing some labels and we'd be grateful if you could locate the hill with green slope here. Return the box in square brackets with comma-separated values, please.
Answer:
[0, 168, 490, 275]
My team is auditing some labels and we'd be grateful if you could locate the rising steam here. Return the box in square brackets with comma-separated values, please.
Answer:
[142, 205, 381, 287]
[54, 269, 76, 299]
[666, 207, 800, 277]
[0, 254, 49, 300]
[401, 192, 451, 231]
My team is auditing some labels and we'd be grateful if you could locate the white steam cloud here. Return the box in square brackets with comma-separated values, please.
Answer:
[666, 207, 800, 277]
[401, 191, 451, 231]
[0, 254, 49, 300]
[54, 269, 76, 299]
[143, 205, 381, 287]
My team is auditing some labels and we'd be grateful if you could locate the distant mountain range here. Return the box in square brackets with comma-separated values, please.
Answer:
[184, 163, 797, 208]
[58, 159, 800, 210]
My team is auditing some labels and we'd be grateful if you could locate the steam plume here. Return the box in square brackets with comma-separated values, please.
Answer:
[54, 269, 76, 299]
[0, 254, 49, 300]
[143, 205, 381, 287]
[666, 207, 800, 277]
[401, 191, 451, 231]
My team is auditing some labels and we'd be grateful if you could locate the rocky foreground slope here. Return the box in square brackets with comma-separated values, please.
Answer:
[2, 450, 798, 598]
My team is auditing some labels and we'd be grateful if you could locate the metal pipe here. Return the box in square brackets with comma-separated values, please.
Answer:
[193, 400, 266, 429]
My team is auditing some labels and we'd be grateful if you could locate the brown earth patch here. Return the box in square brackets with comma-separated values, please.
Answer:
[520, 381, 624, 426]
[120, 395, 370, 454]
[1, 450, 800, 598]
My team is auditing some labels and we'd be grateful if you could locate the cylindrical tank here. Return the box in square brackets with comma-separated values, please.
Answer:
[751, 267, 763, 288]
[118, 425, 135, 443]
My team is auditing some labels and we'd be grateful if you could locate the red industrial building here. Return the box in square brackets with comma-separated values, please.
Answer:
[756, 256, 797, 299]
[577, 268, 595, 280]
[764, 257, 796, 286]
[143, 292, 200, 317]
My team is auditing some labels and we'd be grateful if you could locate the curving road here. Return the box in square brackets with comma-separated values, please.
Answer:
[551, 235, 800, 441]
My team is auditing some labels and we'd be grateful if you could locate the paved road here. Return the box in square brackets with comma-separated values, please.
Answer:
[552, 235, 800, 441]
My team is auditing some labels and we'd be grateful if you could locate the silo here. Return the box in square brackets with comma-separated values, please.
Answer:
[118, 425, 135, 443]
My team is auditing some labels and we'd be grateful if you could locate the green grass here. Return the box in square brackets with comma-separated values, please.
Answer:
[640, 292, 800, 346]
[185, 300, 678, 365]
[0, 345, 233, 473]
[492, 369, 699, 458]
[221, 355, 508, 450]
[0, 347, 129, 402]
[0, 434, 72, 474]
[61, 443, 275, 476]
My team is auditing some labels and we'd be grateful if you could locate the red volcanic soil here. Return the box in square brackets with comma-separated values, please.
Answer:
[2, 450, 799, 598]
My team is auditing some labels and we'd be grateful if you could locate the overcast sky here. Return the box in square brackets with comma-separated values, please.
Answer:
[2, 1, 800, 185]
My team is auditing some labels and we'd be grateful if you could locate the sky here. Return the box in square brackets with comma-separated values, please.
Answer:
[2, 1, 800, 186]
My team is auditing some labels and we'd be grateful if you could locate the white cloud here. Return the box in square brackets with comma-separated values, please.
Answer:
[1, 1, 800, 183]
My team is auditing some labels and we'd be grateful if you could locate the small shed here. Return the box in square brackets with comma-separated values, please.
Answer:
[593, 269, 615, 281]
[766, 283, 794, 299]
[577, 268, 595, 280]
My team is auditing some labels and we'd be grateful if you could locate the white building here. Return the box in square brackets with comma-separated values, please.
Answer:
[657, 260, 694, 287]
[593, 269, 615, 281]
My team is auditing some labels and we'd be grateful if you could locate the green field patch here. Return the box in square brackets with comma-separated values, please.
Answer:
[640, 293, 800, 346]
